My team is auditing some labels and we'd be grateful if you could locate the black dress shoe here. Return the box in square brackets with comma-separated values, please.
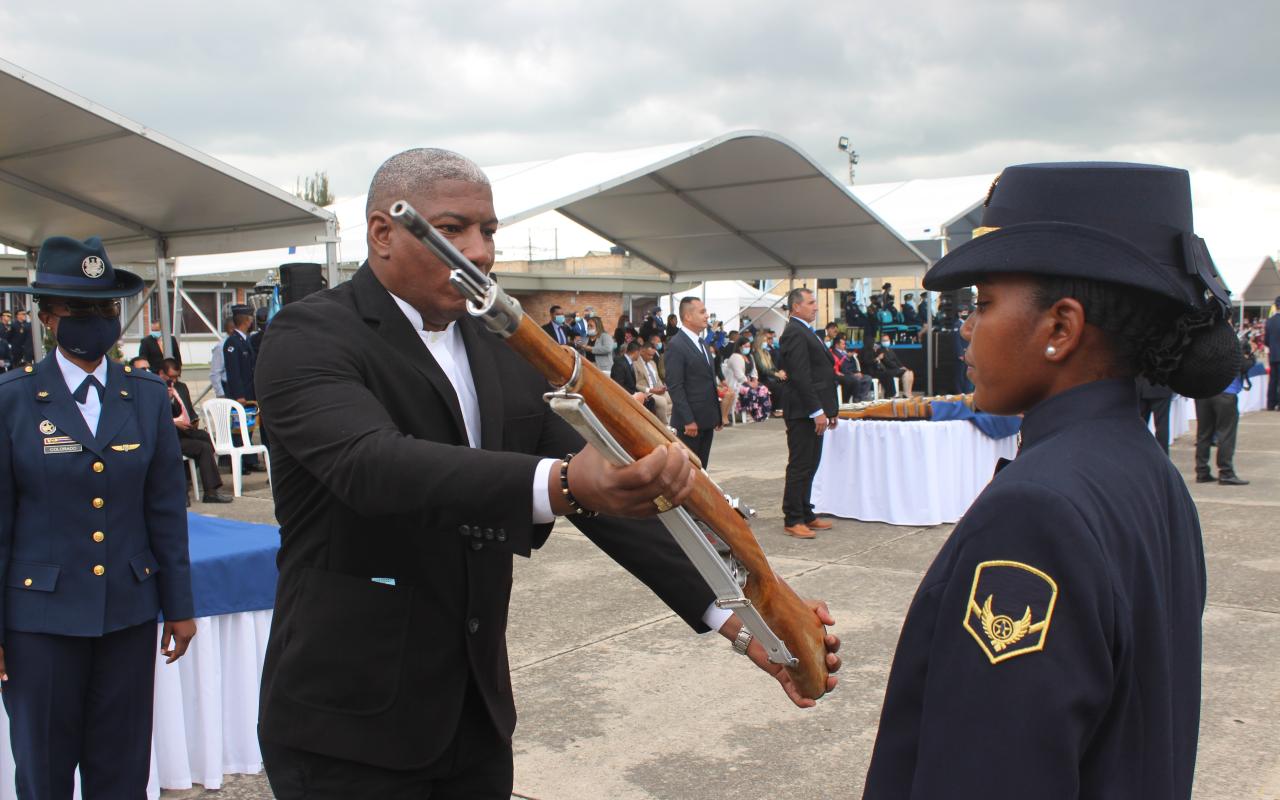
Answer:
[1194, 474, 1216, 483]
[202, 491, 234, 503]
[1218, 475, 1249, 486]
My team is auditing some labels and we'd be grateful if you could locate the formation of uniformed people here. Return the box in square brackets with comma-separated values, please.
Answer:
[0, 236, 196, 797]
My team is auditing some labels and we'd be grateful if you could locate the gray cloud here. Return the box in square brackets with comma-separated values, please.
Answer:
[2, 0, 1277, 202]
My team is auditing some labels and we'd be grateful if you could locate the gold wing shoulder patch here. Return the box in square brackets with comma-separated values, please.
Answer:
[962, 560, 1058, 664]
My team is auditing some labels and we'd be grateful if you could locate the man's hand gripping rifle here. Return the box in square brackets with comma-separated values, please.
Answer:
[390, 200, 831, 700]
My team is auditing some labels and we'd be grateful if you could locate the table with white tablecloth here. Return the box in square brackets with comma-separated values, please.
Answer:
[0, 514, 278, 798]
[811, 420, 1018, 526]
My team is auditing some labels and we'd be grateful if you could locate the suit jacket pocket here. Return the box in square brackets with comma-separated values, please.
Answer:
[277, 567, 413, 715]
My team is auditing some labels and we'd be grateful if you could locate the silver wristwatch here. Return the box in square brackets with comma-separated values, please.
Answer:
[732, 627, 753, 655]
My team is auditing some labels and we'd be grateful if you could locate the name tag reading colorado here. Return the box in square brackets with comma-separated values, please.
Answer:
[43, 436, 83, 455]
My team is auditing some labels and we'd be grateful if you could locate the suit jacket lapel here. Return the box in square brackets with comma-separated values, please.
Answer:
[31, 354, 102, 456]
[351, 265, 468, 445]
[457, 316, 504, 451]
[95, 361, 134, 449]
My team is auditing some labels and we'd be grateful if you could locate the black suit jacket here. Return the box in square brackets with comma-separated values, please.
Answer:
[664, 330, 720, 430]
[778, 317, 837, 420]
[254, 264, 712, 770]
[541, 321, 570, 345]
[610, 356, 638, 393]
[138, 334, 182, 373]
[1266, 314, 1280, 363]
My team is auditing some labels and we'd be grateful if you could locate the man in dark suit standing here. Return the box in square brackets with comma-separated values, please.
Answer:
[253, 149, 839, 799]
[138, 319, 182, 373]
[541, 304, 571, 345]
[777, 288, 838, 539]
[1266, 297, 1280, 410]
[665, 296, 721, 467]
[9, 309, 33, 366]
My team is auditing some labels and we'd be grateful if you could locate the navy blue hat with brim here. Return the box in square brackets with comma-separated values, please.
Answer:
[923, 162, 1230, 312]
[17, 235, 143, 299]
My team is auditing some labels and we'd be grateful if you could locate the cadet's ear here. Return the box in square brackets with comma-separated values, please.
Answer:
[366, 211, 393, 261]
[1043, 297, 1085, 362]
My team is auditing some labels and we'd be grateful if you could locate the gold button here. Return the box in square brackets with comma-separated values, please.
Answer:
[92, 531, 104, 543]
[92, 497, 104, 509]
[120, 390, 129, 398]
[24, 366, 32, 373]
[36, 391, 49, 398]
[93, 565, 105, 576]
[123, 365, 132, 373]
[144, 567, 151, 575]
[92, 461, 105, 473]
[23, 578, 32, 587]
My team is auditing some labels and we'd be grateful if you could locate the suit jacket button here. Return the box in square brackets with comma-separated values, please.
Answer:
[92, 531, 105, 543]
[467, 618, 480, 634]
[470, 541, 484, 551]
[92, 565, 105, 576]
[23, 578, 32, 587]
[484, 528, 495, 540]
[92, 461, 105, 473]
[92, 497, 104, 509]
[459, 524, 471, 537]
[497, 529, 507, 542]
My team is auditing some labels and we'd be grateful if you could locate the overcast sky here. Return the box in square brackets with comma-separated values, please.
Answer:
[3, 0, 1277, 285]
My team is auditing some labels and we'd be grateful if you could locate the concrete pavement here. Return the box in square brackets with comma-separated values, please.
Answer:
[176, 407, 1280, 799]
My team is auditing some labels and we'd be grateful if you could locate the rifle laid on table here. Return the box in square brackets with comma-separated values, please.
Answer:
[391, 200, 830, 700]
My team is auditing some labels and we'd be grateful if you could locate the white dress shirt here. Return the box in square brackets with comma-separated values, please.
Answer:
[388, 292, 557, 524]
[678, 324, 711, 364]
[391, 294, 727, 632]
[55, 348, 109, 436]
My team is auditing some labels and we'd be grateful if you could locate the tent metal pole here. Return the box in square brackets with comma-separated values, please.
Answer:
[325, 218, 340, 288]
[927, 227, 947, 396]
[27, 249, 44, 362]
[171, 276, 185, 350]
[120, 284, 155, 334]
[155, 239, 173, 364]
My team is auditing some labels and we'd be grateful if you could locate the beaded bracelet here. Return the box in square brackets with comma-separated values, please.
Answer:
[559, 453, 599, 518]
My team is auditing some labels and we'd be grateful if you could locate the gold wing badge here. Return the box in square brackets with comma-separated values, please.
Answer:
[963, 560, 1058, 664]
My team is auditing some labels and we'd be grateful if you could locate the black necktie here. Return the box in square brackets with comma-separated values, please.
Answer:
[73, 375, 104, 404]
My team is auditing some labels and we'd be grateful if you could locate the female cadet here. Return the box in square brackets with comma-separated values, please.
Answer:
[0, 236, 196, 798]
[862, 163, 1238, 800]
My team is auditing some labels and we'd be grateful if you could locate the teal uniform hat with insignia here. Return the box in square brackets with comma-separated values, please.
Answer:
[923, 162, 1239, 398]
[17, 235, 143, 299]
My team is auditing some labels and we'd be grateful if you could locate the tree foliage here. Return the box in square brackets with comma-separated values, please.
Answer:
[296, 171, 334, 207]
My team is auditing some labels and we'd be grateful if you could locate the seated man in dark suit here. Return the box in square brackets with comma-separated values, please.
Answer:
[159, 359, 232, 504]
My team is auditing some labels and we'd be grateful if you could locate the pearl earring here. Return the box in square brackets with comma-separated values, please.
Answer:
[1045, 345, 1058, 357]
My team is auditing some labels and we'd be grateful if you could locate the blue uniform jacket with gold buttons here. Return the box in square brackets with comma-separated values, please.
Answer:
[222, 331, 255, 402]
[0, 353, 194, 643]
[864, 379, 1205, 800]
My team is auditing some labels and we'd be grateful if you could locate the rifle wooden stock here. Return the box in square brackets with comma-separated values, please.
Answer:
[838, 393, 974, 420]
[505, 315, 830, 699]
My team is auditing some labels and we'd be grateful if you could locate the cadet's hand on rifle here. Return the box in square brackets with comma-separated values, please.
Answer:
[562, 443, 696, 518]
[721, 602, 841, 708]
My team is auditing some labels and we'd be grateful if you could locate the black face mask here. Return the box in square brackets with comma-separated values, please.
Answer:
[56, 315, 120, 361]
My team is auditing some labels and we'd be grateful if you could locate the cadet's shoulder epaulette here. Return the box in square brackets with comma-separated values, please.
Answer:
[0, 366, 35, 387]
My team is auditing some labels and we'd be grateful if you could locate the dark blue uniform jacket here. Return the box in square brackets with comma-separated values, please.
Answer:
[222, 331, 256, 402]
[864, 379, 1205, 800]
[0, 354, 194, 642]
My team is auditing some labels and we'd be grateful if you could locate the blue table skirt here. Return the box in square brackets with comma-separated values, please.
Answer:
[187, 513, 279, 618]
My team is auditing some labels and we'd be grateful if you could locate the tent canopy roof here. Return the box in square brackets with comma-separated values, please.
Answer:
[1236, 256, 1279, 305]
[0, 58, 334, 263]
[177, 131, 929, 282]
[489, 131, 928, 281]
[851, 174, 996, 242]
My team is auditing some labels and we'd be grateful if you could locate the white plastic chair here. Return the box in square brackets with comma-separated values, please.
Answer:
[182, 456, 202, 502]
[201, 398, 271, 497]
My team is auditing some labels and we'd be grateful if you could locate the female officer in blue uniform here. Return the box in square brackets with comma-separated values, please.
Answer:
[0, 236, 196, 798]
[863, 164, 1238, 799]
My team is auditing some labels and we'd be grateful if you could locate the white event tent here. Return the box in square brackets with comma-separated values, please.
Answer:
[0, 57, 337, 358]
[175, 131, 929, 287]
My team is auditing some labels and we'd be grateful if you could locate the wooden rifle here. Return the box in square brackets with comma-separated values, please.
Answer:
[390, 201, 830, 699]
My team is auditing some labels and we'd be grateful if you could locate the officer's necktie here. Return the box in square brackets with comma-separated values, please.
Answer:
[73, 375, 104, 404]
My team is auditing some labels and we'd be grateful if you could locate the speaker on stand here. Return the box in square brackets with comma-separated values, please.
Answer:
[279, 263, 327, 306]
